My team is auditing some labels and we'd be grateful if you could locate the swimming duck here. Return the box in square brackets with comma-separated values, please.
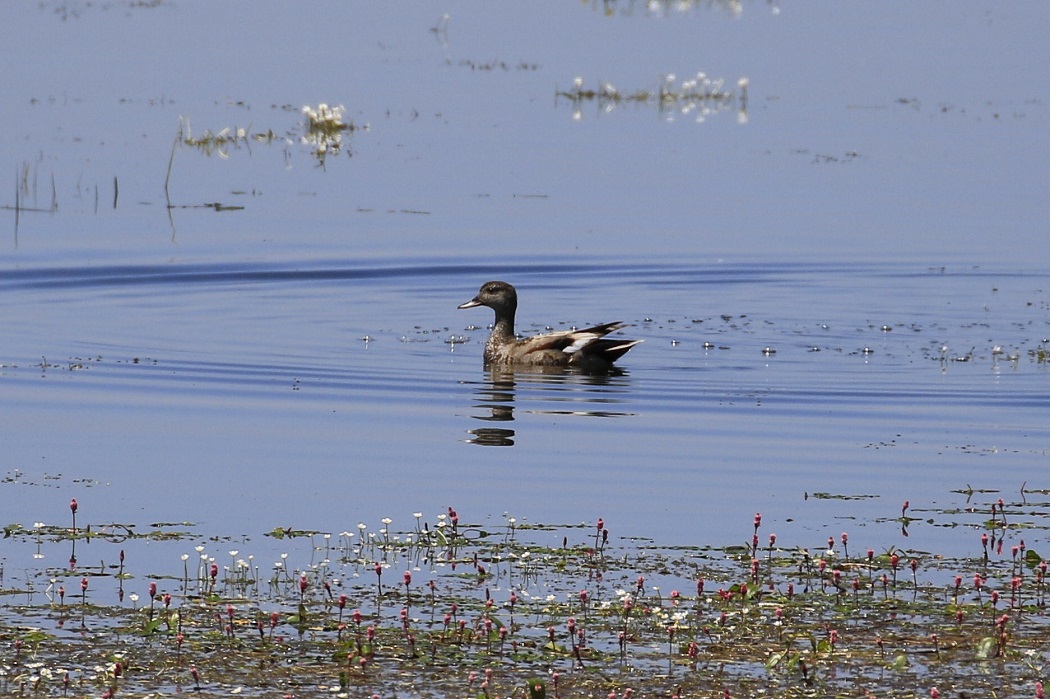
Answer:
[457, 281, 641, 369]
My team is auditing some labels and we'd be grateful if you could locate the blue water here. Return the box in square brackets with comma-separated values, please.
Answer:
[1, 1, 1048, 584]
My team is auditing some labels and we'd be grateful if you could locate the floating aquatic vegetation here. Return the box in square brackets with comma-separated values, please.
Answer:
[557, 73, 749, 124]
[173, 103, 367, 169]
[301, 103, 367, 166]
[456, 59, 540, 72]
[589, 0, 771, 19]
[179, 116, 280, 159]
[1, 496, 1049, 697]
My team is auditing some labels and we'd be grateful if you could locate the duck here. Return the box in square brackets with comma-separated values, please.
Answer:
[457, 281, 642, 369]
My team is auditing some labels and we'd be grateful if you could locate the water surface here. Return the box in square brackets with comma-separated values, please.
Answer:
[1, 1, 1048, 579]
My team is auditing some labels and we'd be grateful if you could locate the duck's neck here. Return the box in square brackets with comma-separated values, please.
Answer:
[490, 306, 516, 341]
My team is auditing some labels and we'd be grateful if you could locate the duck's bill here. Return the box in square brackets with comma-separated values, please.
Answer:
[457, 298, 482, 309]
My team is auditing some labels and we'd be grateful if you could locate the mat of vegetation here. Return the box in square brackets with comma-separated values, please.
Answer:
[1, 496, 1048, 698]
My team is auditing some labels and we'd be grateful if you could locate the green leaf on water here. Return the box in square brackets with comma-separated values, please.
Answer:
[765, 650, 786, 669]
[526, 678, 546, 699]
[976, 636, 998, 658]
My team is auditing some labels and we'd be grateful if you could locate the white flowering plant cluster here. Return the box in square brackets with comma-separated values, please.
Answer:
[302, 103, 348, 135]
[557, 73, 748, 123]
[301, 103, 364, 164]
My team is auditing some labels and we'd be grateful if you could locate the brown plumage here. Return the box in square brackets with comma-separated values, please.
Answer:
[457, 281, 641, 370]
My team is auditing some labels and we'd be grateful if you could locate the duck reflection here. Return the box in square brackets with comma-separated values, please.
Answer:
[464, 366, 634, 446]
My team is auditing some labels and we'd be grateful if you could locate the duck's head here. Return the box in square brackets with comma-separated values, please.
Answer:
[458, 281, 518, 314]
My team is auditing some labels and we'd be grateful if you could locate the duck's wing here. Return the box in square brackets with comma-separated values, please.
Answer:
[577, 337, 644, 363]
[558, 322, 630, 354]
[512, 322, 643, 366]
[515, 322, 625, 355]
